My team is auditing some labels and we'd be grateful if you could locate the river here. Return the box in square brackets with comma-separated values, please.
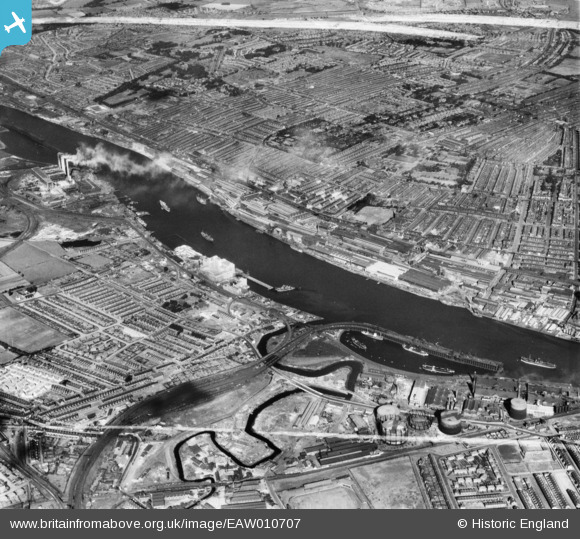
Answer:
[0, 105, 578, 384]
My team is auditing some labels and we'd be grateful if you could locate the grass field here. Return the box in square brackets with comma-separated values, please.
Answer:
[351, 456, 426, 509]
[548, 58, 580, 76]
[289, 485, 362, 509]
[1, 242, 76, 284]
[0, 307, 68, 352]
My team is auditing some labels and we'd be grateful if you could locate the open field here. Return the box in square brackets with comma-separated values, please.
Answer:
[0, 205, 28, 240]
[351, 456, 427, 508]
[271, 469, 369, 509]
[288, 485, 363, 509]
[1, 242, 76, 284]
[0, 260, 29, 293]
[0, 306, 68, 351]
[548, 58, 580, 76]
[0, 348, 18, 365]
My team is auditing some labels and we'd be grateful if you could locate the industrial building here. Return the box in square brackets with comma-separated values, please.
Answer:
[199, 256, 237, 283]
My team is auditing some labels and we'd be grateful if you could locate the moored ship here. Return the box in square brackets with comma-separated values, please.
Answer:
[422, 364, 455, 375]
[201, 230, 214, 242]
[402, 344, 429, 357]
[275, 285, 295, 293]
[520, 355, 556, 369]
[159, 200, 170, 212]
[196, 194, 208, 205]
[351, 337, 367, 351]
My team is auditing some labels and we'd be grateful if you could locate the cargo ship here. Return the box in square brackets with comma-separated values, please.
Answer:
[196, 195, 208, 205]
[201, 230, 214, 242]
[520, 355, 556, 370]
[275, 285, 295, 293]
[159, 200, 170, 212]
[362, 330, 383, 340]
[351, 337, 367, 351]
[337, 324, 502, 372]
[402, 344, 429, 357]
[422, 364, 455, 375]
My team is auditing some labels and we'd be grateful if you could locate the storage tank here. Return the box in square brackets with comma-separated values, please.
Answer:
[376, 404, 398, 422]
[408, 413, 433, 431]
[438, 410, 462, 435]
[508, 397, 527, 420]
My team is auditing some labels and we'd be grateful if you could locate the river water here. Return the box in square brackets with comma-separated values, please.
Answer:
[0, 105, 578, 384]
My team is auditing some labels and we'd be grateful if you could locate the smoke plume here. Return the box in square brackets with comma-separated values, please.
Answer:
[67, 143, 172, 178]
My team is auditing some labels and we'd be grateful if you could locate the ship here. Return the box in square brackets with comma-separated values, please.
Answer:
[362, 330, 383, 340]
[402, 344, 429, 357]
[351, 338, 367, 351]
[422, 364, 455, 375]
[201, 231, 214, 242]
[196, 194, 208, 205]
[159, 200, 170, 212]
[275, 285, 295, 293]
[520, 355, 556, 370]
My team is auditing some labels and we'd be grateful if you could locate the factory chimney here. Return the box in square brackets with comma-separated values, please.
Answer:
[57, 152, 72, 179]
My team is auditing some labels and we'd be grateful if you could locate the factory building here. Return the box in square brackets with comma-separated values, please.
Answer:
[199, 256, 236, 283]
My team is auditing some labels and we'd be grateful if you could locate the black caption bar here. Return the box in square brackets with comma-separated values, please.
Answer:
[2, 510, 579, 539]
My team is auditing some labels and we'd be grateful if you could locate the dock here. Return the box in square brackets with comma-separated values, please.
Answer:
[330, 322, 504, 373]
[241, 273, 273, 291]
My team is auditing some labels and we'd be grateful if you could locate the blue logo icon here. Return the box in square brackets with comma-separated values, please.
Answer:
[1, 0, 31, 56]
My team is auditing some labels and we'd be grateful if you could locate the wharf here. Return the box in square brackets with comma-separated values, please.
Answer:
[241, 273, 274, 291]
[331, 323, 503, 373]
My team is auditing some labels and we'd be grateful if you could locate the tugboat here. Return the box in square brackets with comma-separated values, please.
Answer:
[196, 194, 208, 205]
[422, 364, 455, 375]
[520, 355, 556, 369]
[351, 337, 367, 351]
[402, 344, 429, 357]
[275, 285, 295, 293]
[201, 230, 214, 242]
[159, 200, 170, 212]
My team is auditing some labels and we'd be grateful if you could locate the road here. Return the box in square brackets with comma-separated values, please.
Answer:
[370, 13, 578, 30]
[32, 16, 481, 41]
[32, 14, 579, 38]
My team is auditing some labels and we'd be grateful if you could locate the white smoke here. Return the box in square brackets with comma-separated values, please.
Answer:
[67, 143, 172, 178]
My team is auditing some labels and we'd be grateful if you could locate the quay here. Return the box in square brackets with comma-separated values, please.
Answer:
[326, 322, 503, 373]
[241, 273, 274, 291]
